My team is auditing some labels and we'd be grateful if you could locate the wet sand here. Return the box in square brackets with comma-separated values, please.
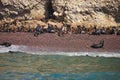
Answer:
[0, 32, 120, 52]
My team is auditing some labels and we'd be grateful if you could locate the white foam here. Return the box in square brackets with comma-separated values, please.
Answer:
[30, 51, 120, 58]
[0, 45, 29, 53]
[0, 45, 120, 58]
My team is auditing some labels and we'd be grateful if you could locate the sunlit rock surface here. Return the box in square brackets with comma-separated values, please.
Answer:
[0, 0, 46, 19]
[0, 0, 120, 28]
[53, 0, 120, 27]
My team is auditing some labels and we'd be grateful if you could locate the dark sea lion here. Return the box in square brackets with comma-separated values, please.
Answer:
[117, 30, 120, 35]
[0, 42, 12, 47]
[47, 24, 55, 33]
[57, 28, 64, 37]
[34, 24, 43, 37]
[34, 32, 39, 37]
[8, 51, 15, 53]
[100, 27, 106, 34]
[91, 29, 101, 35]
[91, 40, 104, 48]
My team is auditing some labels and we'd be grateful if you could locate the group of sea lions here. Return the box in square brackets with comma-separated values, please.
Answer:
[33, 23, 65, 37]
[1, 21, 120, 49]
[33, 24, 120, 37]
[89, 26, 120, 35]
[0, 19, 120, 36]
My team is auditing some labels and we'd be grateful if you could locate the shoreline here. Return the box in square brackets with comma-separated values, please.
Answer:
[0, 45, 120, 58]
[0, 32, 120, 56]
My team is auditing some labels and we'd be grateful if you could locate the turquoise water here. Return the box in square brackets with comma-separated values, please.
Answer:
[0, 52, 120, 80]
[0, 72, 120, 80]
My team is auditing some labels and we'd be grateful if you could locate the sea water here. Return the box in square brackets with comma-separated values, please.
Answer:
[0, 72, 120, 80]
[0, 46, 120, 80]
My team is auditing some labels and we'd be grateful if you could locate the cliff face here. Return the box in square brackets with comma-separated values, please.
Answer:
[0, 0, 120, 27]
[53, 0, 120, 27]
[0, 0, 46, 19]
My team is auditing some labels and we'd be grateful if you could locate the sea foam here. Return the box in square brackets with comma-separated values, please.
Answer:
[0, 45, 120, 58]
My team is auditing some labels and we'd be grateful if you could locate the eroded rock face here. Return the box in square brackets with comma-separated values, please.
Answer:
[53, 0, 120, 27]
[0, 0, 46, 20]
[0, 0, 120, 28]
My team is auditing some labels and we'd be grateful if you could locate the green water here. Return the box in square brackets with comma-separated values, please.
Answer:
[0, 52, 120, 80]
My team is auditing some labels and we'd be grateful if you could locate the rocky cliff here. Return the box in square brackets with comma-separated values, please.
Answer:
[53, 0, 120, 27]
[0, 0, 120, 28]
[0, 0, 46, 20]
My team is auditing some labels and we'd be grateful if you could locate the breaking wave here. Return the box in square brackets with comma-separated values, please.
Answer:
[0, 45, 120, 58]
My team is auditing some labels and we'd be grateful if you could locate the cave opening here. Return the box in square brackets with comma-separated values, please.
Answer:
[45, 0, 55, 19]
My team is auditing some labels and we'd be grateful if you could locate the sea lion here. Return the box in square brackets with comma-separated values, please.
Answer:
[77, 25, 82, 34]
[100, 27, 106, 34]
[57, 28, 64, 37]
[91, 29, 101, 35]
[91, 40, 104, 48]
[117, 30, 120, 35]
[0, 42, 12, 47]
[8, 51, 15, 53]
[34, 24, 43, 37]
[47, 24, 55, 33]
